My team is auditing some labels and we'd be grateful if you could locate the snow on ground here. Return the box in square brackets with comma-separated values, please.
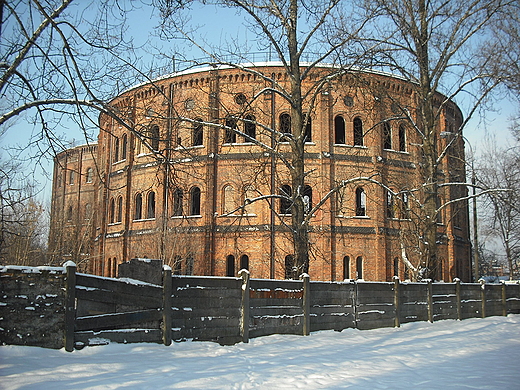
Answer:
[2, 315, 520, 389]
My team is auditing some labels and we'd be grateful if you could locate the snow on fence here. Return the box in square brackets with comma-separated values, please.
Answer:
[2, 263, 520, 351]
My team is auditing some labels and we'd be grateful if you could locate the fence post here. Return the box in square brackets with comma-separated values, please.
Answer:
[301, 273, 310, 336]
[64, 261, 76, 352]
[454, 278, 462, 321]
[480, 279, 486, 318]
[393, 276, 400, 328]
[501, 281, 507, 317]
[427, 279, 434, 323]
[239, 269, 250, 343]
[162, 265, 172, 346]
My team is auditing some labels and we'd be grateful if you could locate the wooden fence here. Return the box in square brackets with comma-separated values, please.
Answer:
[2, 263, 520, 351]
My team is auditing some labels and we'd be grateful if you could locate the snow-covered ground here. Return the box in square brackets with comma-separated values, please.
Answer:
[2, 315, 520, 389]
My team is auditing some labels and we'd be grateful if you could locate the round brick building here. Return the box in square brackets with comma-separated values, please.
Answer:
[49, 63, 472, 282]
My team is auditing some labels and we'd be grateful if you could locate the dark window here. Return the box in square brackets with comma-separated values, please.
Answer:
[343, 256, 350, 280]
[335, 115, 346, 144]
[190, 187, 201, 216]
[394, 257, 399, 277]
[401, 192, 410, 219]
[240, 254, 249, 271]
[279, 113, 291, 139]
[109, 198, 115, 224]
[193, 119, 203, 146]
[280, 185, 292, 215]
[173, 188, 183, 216]
[121, 134, 128, 160]
[225, 117, 237, 143]
[147, 191, 156, 219]
[150, 125, 160, 151]
[114, 137, 119, 162]
[353, 117, 363, 146]
[244, 114, 256, 141]
[383, 122, 392, 150]
[399, 124, 406, 152]
[355, 187, 366, 216]
[134, 193, 143, 220]
[226, 255, 235, 277]
[185, 255, 194, 275]
[285, 254, 296, 279]
[117, 196, 123, 223]
[356, 256, 363, 279]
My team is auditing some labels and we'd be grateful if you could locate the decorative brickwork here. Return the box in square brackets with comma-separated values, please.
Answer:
[48, 64, 471, 282]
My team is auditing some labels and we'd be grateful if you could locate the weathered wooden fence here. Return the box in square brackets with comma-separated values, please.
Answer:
[2, 263, 520, 351]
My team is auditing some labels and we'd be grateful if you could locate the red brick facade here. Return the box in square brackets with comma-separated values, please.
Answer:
[48, 64, 472, 282]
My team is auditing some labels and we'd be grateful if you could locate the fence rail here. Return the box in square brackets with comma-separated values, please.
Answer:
[2, 263, 520, 351]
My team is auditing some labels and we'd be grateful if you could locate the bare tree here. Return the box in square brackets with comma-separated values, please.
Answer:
[477, 137, 520, 280]
[359, 0, 512, 279]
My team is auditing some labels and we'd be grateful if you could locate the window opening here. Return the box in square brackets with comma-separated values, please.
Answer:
[69, 170, 75, 185]
[353, 117, 363, 146]
[134, 193, 143, 220]
[147, 191, 156, 219]
[280, 185, 292, 215]
[150, 125, 160, 151]
[240, 254, 249, 271]
[121, 134, 128, 160]
[386, 190, 395, 218]
[117, 196, 123, 223]
[355, 187, 366, 216]
[303, 185, 312, 215]
[285, 255, 296, 279]
[394, 257, 399, 277]
[399, 124, 406, 152]
[244, 114, 256, 140]
[109, 198, 115, 224]
[225, 117, 237, 143]
[226, 255, 235, 277]
[193, 120, 203, 146]
[383, 122, 392, 150]
[173, 188, 183, 216]
[303, 114, 312, 142]
[86, 167, 93, 183]
[114, 137, 119, 162]
[356, 256, 363, 279]
[343, 256, 350, 280]
[279, 113, 291, 140]
[190, 187, 201, 216]
[334, 115, 346, 144]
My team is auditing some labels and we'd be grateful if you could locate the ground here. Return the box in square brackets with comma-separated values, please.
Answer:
[1, 315, 520, 389]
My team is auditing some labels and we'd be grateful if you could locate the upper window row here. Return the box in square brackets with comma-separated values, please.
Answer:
[57, 167, 94, 187]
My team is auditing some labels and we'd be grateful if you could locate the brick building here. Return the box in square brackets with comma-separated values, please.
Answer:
[48, 63, 472, 282]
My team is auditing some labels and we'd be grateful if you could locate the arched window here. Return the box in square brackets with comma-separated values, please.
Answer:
[353, 117, 363, 146]
[223, 185, 236, 214]
[109, 198, 115, 224]
[334, 115, 346, 144]
[150, 125, 160, 151]
[67, 206, 73, 221]
[193, 119, 203, 146]
[117, 196, 123, 223]
[113, 137, 120, 162]
[134, 193, 143, 220]
[280, 185, 292, 215]
[355, 187, 366, 216]
[393, 257, 399, 277]
[401, 192, 410, 219]
[226, 255, 235, 277]
[86, 167, 93, 183]
[190, 187, 201, 216]
[303, 114, 312, 142]
[398, 124, 406, 152]
[356, 256, 363, 279]
[383, 122, 392, 150]
[343, 256, 350, 280]
[279, 113, 291, 139]
[147, 191, 156, 219]
[121, 134, 128, 160]
[240, 254, 249, 271]
[173, 188, 183, 216]
[303, 185, 312, 215]
[285, 254, 296, 279]
[225, 117, 237, 144]
[69, 170, 75, 185]
[243, 184, 256, 215]
[244, 114, 256, 140]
